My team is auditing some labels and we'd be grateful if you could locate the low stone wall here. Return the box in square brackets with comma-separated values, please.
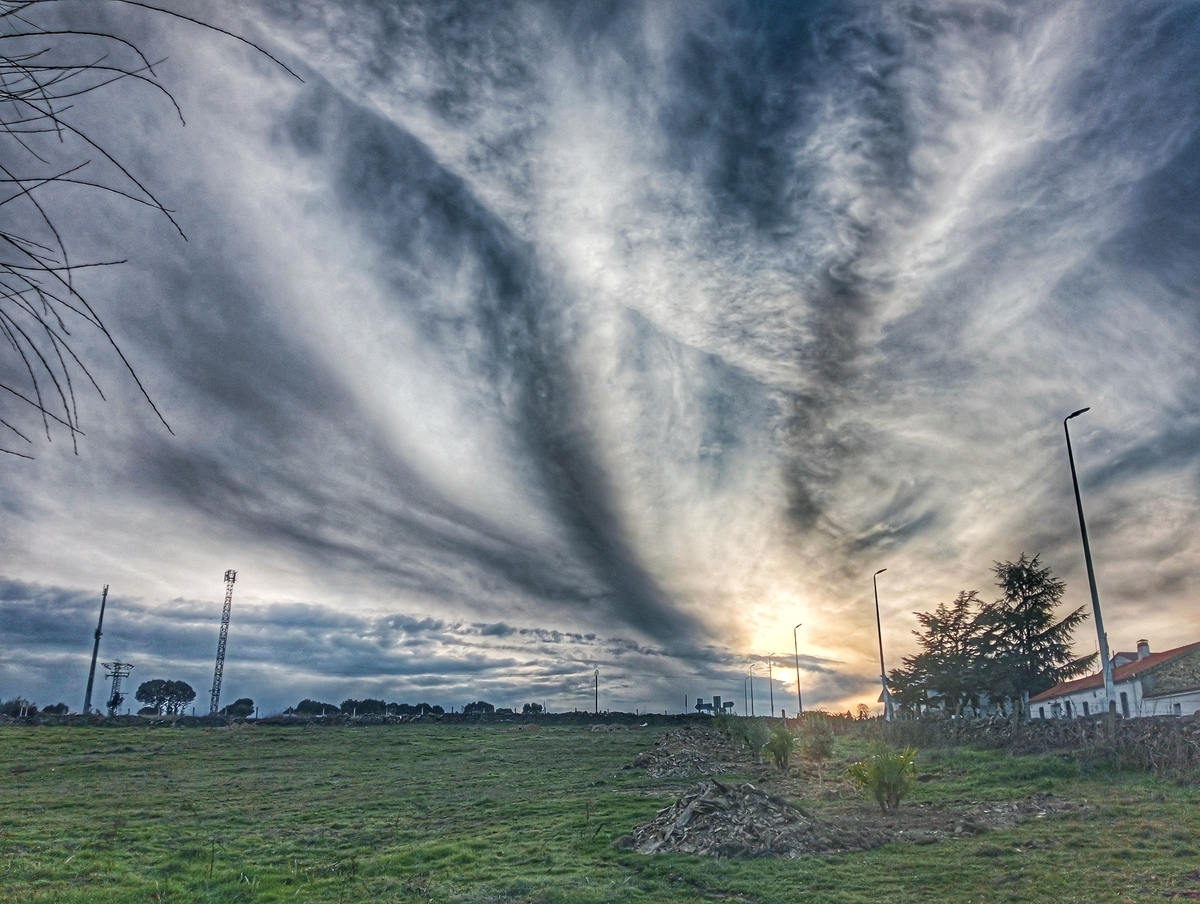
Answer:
[880, 713, 1200, 776]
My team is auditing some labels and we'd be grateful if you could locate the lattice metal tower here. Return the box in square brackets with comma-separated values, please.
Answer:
[209, 570, 237, 715]
[102, 661, 133, 716]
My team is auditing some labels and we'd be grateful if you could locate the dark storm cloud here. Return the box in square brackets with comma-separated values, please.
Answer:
[0, 578, 849, 714]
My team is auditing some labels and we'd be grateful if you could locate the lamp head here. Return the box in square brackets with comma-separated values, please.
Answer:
[1066, 407, 1090, 420]
[874, 568, 887, 576]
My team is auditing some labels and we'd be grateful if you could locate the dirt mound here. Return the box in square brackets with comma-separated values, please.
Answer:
[630, 726, 758, 778]
[617, 782, 1082, 859]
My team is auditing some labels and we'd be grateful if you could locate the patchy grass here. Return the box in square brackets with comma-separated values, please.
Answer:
[1, 723, 1198, 902]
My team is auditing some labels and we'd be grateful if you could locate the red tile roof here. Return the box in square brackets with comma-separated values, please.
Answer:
[1030, 641, 1200, 703]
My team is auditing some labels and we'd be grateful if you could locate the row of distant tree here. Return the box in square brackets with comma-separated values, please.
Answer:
[887, 554, 1096, 720]
[0, 699, 69, 717]
[283, 699, 548, 717]
[2, 691, 549, 719]
[133, 680, 253, 716]
[283, 698, 442, 717]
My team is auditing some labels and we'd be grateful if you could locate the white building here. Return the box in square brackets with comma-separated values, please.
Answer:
[1031, 640, 1200, 720]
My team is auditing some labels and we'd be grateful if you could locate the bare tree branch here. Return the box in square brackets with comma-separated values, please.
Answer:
[0, 0, 300, 457]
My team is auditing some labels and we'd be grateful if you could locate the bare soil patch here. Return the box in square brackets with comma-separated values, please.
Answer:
[616, 779, 1081, 859]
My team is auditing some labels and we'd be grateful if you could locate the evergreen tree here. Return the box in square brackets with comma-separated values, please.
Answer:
[163, 680, 196, 715]
[134, 679, 196, 715]
[901, 591, 989, 717]
[135, 679, 169, 715]
[976, 554, 1096, 716]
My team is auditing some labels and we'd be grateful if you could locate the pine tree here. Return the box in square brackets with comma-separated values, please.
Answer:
[976, 554, 1096, 719]
[895, 590, 989, 718]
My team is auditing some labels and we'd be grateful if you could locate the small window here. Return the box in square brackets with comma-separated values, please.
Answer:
[1174, 703, 1183, 716]
[1083, 701, 1090, 716]
[1120, 692, 1129, 718]
[1066, 700, 1073, 718]
[1039, 706, 1045, 719]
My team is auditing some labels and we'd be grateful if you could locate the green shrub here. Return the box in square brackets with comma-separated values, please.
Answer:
[761, 723, 798, 770]
[742, 718, 771, 752]
[846, 746, 918, 813]
[799, 714, 835, 763]
[798, 713, 836, 784]
[714, 716, 773, 754]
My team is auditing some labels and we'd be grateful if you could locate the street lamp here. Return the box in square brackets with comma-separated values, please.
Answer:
[594, 669, 599, 715]
[748, 664, 756, 717]
[1064, 407, 1116, 714]
[793, 623, 804, 716]
[873, 568, 894, 722]
[743, 675, 749, 716]
[768, 653, 776, 718]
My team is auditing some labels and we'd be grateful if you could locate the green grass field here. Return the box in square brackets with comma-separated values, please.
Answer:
[2, 723, 1199, 903]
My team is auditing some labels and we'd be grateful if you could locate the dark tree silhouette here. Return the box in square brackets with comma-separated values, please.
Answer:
[292, 698, 338, 716]
[0, 1, 297, 457]
[340, 698, 386, 715]
[134, 678, 168, 713]
[220, 697, 253, 717]
[134, 677, 194, 714]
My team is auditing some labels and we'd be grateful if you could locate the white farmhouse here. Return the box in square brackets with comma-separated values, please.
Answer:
[1031, 640, 1200, 720]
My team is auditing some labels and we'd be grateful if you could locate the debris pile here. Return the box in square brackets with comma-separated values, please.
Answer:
[617, 780, 832, 858]
[617, 783, 1084, 859]
[630, 726, 758, 777]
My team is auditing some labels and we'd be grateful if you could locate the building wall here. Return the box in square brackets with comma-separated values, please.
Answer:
[1143, 648, 1200, 697]
[1033, 675, 1200, 719]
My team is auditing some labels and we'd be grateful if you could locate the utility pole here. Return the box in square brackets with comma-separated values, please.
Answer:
[1064, 408, 1116, 715]
[593, 669, 599, 715]
[209, 570, 237, 716]
[83, 585, 109, 714]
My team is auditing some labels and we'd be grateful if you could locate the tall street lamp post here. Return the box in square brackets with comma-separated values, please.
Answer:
[744, 676, 749, 716]
[748, 664, 756, 717]
[1064, 407, 1116, 714]
[873, 568, 894, 722]
[793, 623, 804, 716]
[768, 654, 776, 718]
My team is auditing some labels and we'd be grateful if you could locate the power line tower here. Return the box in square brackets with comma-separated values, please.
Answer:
[102, 661, 133, 716]
[209, 569, 237, 715]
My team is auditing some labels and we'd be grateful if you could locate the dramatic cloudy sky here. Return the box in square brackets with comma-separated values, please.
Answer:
[2, 0, 1198, 715]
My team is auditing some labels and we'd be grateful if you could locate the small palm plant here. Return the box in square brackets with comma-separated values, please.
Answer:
[761, 722, 798, 770]
[846, 746, 918, 813]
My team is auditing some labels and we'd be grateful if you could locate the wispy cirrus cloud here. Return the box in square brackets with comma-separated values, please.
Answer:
[1, 1, 1198, 713]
